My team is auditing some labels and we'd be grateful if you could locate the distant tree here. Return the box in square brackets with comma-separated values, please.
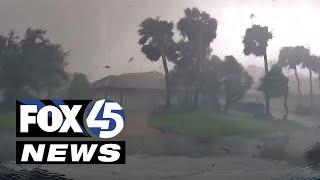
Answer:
[259, 65, 289, 120]
[177, 8, 218, 108]
[0, 28, 68, 106]
[20, 28, 68, 97]
[243, 24, 273, 116]
[222, 56, 253, 114]
[312, 58, 320, 103]
[66, 73, 92, 99]
[138, 17, 177, 109]
[302, 55, 319, 106]
[278, 46, 310, 102]
[0, 31, 22, 104]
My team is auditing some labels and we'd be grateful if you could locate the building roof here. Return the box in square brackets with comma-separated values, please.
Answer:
[92, 71, 165, 90]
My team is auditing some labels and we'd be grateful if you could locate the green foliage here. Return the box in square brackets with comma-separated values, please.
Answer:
[199, 55, 224, 97]
[305, 142, 320, 167]
[170, 40, 197, 89]
[172, 52, 252, 111]
[243, 24, 273, 115]
[223, 56, 253, 112]
[302, 55, 319, 70]
[138, 17, 177, 62]
[312, 56, 320, 74]
[65, 73, 92, 99]
[243, 24, 273, 56]
[177, 8, 217, 45]
[0, 28, 68, 106]
[259, 65, 289, 98]
[278, 46, 310, 69]
[138, 17, 178, 108]
[149, 107, 304, 138]
[177, 8, 218, 107]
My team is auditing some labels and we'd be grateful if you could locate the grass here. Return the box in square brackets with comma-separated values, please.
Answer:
[149, 106, 306, 138]
[0, 111, 15, 130]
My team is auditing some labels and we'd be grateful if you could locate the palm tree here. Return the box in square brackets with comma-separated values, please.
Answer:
[138, 17, 177, 109]
[243, 25, 273, 115]
[177, 8, 218, 108]
[312, 59, 320, 104]
[302, 55, 319, 106]
[278, 46, 310, 103]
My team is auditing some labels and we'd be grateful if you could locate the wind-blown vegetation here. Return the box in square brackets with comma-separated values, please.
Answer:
[138, 18, 177, 109]
[243, 25, 273, 116]
[137, 7, 320, 119]
[177, 8, 218, 107]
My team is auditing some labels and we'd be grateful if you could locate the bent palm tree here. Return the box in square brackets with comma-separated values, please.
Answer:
[313, 59, 320, 104]
[243, 25, 273, 116]
[278, 46, 309, 103]
[303, 55, 319, 106]
[138, 18, 177, 109]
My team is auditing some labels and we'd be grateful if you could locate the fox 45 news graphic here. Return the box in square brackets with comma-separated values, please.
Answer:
[16, 99, 126, 164]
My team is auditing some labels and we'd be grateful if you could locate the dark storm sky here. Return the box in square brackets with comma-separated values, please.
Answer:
[1, 0, 319, 81]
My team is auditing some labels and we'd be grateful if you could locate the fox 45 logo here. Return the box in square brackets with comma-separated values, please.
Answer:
[16, 99, 126, 164]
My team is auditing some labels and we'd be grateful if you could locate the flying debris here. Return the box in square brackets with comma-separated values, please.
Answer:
[218, 146, 231, 155]
[128, 57, 134, 63]
[250, 13, 255, 19]
[256, 144, 263, 150]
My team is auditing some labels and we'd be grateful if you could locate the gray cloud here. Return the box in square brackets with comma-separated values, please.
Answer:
[0, 0, 318, 81]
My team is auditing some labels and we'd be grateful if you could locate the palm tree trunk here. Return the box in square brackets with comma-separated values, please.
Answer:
[161, 55, 171, 109]
[319, 73, 320, 105]
[309, 68, 314, 106]
[193, 39, 203, 108]
[282, 93, 288, 120]
[193, 59, 200, 108]
[224, 93, 230, 114]
[294, 67, 301, 103]
[263, 51, 270, 116]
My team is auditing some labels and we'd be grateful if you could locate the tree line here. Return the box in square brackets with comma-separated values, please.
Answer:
[138, 7, 320, 118]
[0, 28, 92, 109]
[138, 8, 253, 114]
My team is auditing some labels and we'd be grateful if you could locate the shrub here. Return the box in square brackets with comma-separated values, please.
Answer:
[305, 142, 320, 167]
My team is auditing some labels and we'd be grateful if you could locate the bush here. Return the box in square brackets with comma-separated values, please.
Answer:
[305, 142, 320, 167]
[65, 73, 92, 99]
